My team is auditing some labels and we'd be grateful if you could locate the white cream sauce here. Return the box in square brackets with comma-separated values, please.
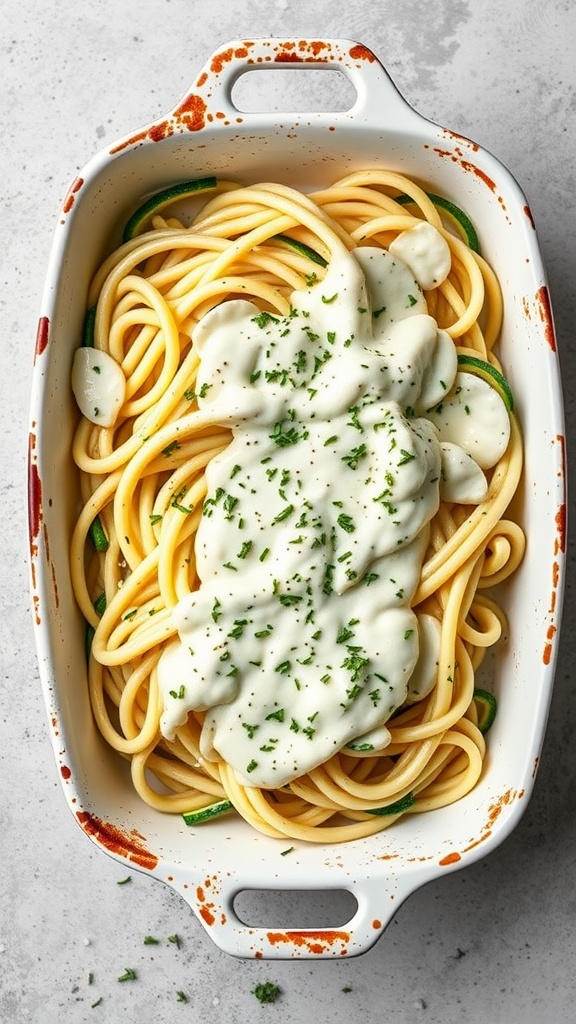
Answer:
[156, 241, 509, 788]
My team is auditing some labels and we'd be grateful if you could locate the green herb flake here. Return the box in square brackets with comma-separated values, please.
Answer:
[337, 513, 356, 534]
[161, 440, 181, 458]
[223, 494, 239, 519]
[269, 419, 307, 448]
[266, 708, 285, 724]
[342, 443, 367, 469]
[273, 504, 294, 523]
[117, 967, 137, 983]
[252, 311, 279, 329]
[277, 593, 303, 606]
[252, 982, 282, 1004]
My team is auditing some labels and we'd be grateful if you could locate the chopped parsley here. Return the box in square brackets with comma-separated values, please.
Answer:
[117, 967, 137, 982]
[251, 982, 282, 1003]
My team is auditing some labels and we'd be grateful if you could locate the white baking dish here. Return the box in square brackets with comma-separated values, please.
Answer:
[28, 38, 566, 959]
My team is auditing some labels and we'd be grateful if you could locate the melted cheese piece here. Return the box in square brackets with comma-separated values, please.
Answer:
[388, 222, 452, 290]
[72, 347, 125, 427]
[156, 246, 503, 788]
[428, 372, 511, 469]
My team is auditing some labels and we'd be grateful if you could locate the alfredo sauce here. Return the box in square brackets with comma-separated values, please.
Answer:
[155, 234, 509, 788]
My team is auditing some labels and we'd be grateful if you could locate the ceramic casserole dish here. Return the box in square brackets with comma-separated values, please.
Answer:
[28, 38, 566, 959]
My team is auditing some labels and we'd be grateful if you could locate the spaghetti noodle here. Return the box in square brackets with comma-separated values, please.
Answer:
[70, 171, 524, 843]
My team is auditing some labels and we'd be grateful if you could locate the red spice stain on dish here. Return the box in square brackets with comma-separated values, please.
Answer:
[275, 50, 313, 64]
[196, 877, 225, 927]
[543, 623, 557, 666]
[535, 285, 556, 350]
[35, 316, 50, 359]
[273, 39, 331, 63]
[210, 45, 251, 73]
[198, 903, 216, 927]
[439, 851, 462, 866]
[460, 160, 496, 193]
[487, 788, 515, 827]
[463, 831, 493, 854]
[28, 442, 42, 552]
[349, 43, 376, 62]
[76, 811, 159, 870]
[148, 120, 173, 142]
[432, 147, 502, 197]
[555, 502, 566, 555]
[110, 93, 207, 152]
[556, 433, 567, 481]
[172, 93, 207, 132]
[62, 177, 84, 214]
[545, 450, 567, 641]
[109, 129, 148, 154]
[441, 127, 479, 152]
[549, 572, 559, 615]
[300, 40, 329, 57]
[267, 929, 350, 955]
[523, 204, 536, 229]
[372, 918, 382, 930]
[60, 765, 72, 780]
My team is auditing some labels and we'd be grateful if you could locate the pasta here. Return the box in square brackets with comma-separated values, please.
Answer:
[70, 171, 524, 843]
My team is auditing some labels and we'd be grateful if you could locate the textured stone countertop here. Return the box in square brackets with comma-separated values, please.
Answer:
[2, 1, 575, 1021]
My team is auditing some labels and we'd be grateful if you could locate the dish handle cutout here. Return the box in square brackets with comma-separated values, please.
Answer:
[166, 37, 423, 133]
[176, 874, 412, 959]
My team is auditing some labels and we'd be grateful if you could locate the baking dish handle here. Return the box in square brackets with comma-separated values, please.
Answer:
[177, 872, 415, 959]
[171, 37, 422, 132]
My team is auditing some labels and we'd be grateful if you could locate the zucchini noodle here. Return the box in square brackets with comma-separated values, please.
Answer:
[70, 171, 524, 843]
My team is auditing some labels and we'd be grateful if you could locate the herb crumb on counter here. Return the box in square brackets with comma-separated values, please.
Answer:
[251, 981, 282, 1003]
